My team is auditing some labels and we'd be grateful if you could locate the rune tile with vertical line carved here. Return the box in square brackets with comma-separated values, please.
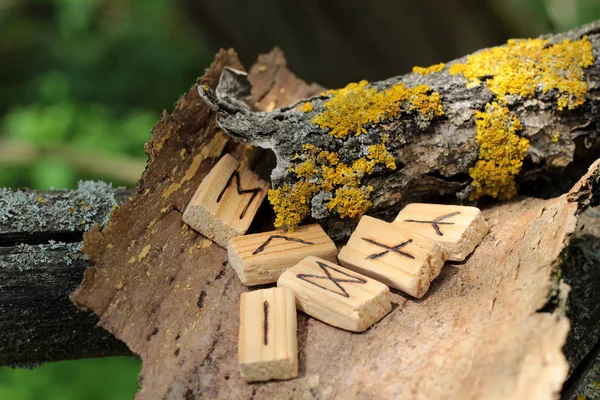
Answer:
[338, 216, 446, 298]
[239, 287, 298, 382]
[182, 154, 269, 248]
[228, 224, 337, 286]
[393, 203, 489, 261]
[277, 256, 391, 332]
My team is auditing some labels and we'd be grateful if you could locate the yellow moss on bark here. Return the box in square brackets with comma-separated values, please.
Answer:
[468, 103, 530, 200]
[268, 137, 397, 229]
[268, 181, 316, 230]
[450, 36, 594, 110]
[450, 35, 594, 199]
[412, 63, 446, 75]
[327, 186, 374, 219]
[312, 80, 444, 138]
[301, 102, 314, 113]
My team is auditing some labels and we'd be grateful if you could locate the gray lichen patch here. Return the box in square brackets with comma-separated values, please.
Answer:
[0, 241, 85, 272]
[0, 181, 119, 234]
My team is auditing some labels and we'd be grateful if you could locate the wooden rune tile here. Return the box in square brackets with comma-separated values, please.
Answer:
[228, 224, 338, 286]
[277, 256, 391, 332]
[239, 287, 298, 382]
[338, 216, 446, 298]
[182, 154, 269, 248]
[393, 203, 489, 261]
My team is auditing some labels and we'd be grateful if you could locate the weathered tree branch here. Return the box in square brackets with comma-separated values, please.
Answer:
[200, 21, 600, 239]
[0, 182, 132, 366]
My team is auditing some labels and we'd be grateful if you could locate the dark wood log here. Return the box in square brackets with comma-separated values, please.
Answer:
[0, 182, 132, 366]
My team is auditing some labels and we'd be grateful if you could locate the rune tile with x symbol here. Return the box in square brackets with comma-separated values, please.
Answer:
[362, 238, 415, 260]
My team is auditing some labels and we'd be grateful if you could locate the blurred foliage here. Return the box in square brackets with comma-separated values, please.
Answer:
[0, 0, 598, 399]
[0, 357, 141, 400]
[0, 0, 211, 189]
[493, 0, 600, 36]
[0, 0, 210, 398]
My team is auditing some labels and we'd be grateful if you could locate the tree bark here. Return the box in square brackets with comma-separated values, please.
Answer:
[0, 183, 132, 366]
[1, 186, 599, 395]
[200, 21, 600, 240]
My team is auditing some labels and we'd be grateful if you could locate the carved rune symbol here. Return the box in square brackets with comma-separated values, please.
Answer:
[263, 301, 269, 346]
[403, 211, 461, 236]
[217, 170, 262, 219]
[253, 235, 315, 255]
[362, 238, 415, 260]
[296, 261, 367, 298]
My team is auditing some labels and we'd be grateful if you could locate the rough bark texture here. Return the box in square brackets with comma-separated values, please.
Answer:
[562, 208, 600, 375]
[563, 342, 600, 400]
[0, 183, 131, 366]
[199, 21, 600, 240]
[1, 189, 600, 396]
[561, 210, 600, 400]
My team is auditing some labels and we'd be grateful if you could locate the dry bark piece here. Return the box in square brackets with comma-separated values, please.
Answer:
[71, 44, 600, 400]
[393, 203, 489, 261]
[277, 256, 392, 332]
[239, 287, 298, 382]
[338, 215, 446, 298]
[182, 153, 269, 248]
[227, 224, 337, 286]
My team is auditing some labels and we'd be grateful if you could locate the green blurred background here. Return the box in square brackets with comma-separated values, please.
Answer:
[0, 0, 599, 399]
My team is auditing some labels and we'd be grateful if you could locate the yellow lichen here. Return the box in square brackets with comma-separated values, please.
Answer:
[301, 102, 314, 113]
[367, 134, 397, 169]
[412, 63, 445, 75]
[468, 102, 530, 200]
[450, 36, 594, 110]
[327, 186, 374, 219]
[312, 80, 444, 138]
[268, 137, 397, 228]
[451, 36, 594, 199]
[268, 181, 315, 230]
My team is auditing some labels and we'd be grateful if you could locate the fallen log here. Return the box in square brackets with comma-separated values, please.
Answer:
[200, 21, 600, 239]
[0, 183, 131, 366]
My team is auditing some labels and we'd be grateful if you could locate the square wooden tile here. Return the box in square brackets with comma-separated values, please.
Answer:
[228, 224, 337, 286]
[182, 154, 269, 248]
[277, 256, 391, 332]
[338, 216, 446, 298]
[393, 203, 488, 261]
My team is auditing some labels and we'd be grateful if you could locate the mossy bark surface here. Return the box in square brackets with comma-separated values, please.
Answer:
[200, 21, 600, 239]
